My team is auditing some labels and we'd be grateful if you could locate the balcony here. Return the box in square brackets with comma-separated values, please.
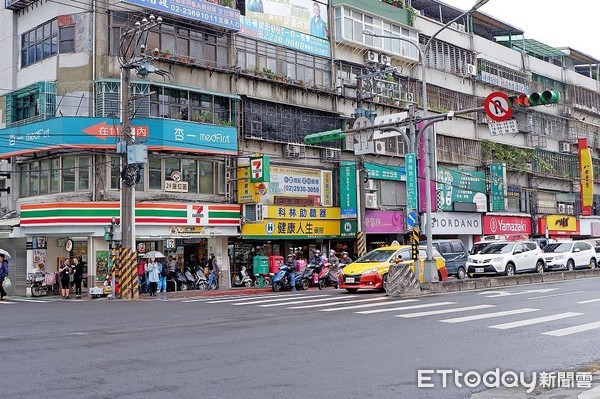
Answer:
[5, 0, 37, 11]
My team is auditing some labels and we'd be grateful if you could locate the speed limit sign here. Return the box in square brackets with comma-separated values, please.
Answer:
[484, 92, 513, 122]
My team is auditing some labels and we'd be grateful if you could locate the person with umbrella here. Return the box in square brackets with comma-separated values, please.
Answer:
[0, 251, 9, 300]
[145, 256, 160, 296]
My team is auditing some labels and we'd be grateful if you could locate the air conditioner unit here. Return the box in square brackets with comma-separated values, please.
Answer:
[320, 148, 340, 163]
[365, 193, 379, 209]
[557, 203, 566, 214]
[559, 141, 571, 153]
[284, 143, 306, 158]
[364, 50, 380, 64]
[243, 203, 264, 222]
[374, 140, 387, 155]
[380, 54, 391, 66]
[457, 23, 466, 32]
[466, 64, 477, 77]
[566, 204, 574, 214]
[365, 179, 378, 191]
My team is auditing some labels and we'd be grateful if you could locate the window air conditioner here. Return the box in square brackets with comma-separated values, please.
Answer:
[457, 24, 466, 32]
[557, 203, 566, 214]
[466, 64, 477, 77]
[559, 142, 571, 153]
[284, 143, 306, 158]
[320, 148, 340, 163]
[364, 50, 380, 64]
[365, 193, 379, 209]
[374, 140, 387, 155]
[365, 179, 378, 191]
[566, 204, 574, 214]
[243, 203, 264, 222]
[380, 54, 391, 66]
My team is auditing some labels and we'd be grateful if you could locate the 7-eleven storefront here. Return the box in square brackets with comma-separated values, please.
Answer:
[18, 202, 240, 292]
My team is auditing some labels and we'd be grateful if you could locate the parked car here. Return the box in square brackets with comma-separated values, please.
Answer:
[466, 241, 546, 277]
[543, 241, 597, 271]
[423, 239, 468, 279]
[470, 241, 496, 255]
[339, 245, 448, 293]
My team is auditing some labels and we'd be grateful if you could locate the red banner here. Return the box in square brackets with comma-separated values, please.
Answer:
[483, 215, 531, 236]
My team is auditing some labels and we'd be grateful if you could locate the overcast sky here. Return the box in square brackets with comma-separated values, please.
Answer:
[450, 0, 600, 60]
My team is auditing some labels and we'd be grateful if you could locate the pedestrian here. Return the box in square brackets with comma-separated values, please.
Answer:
[72, 257, 84, 299]
[0, 253, 9, 300]
[340, 251, 353, 266]
[157, 258, 168, 293]
[137, 257, 147, 293]
[59, 258, 71, 299]
[328, 249, 340, 289]
[145, 257, 159, 296]
[207, 254, 219, 289]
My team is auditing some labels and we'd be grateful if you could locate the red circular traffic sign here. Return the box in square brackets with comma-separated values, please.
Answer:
[484, 92, 513, 122]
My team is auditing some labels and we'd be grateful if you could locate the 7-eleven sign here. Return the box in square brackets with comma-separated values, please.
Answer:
[249, 155, 270, 183]
[190, 205, 208, 225]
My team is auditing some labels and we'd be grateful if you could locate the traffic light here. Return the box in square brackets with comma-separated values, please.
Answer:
[411, 243, 419, 261]
[509, 90, 560, 108]
[104, 224, 114, 242]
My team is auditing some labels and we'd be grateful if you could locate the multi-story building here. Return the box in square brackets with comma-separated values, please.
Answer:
[1, 0, 599, 295]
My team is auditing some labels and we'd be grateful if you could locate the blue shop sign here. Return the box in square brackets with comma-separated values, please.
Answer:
[0, 117, 237, 158]
[122, 0, 240, 31]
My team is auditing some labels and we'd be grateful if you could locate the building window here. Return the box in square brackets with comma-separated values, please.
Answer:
[110, 156, 120, 190]
[59, 25, 75, 53]
[20, 19, 66, 68]
[18, 156, 90, 197]
[148, 156, 163, 190]
[4, 81, 57, 127]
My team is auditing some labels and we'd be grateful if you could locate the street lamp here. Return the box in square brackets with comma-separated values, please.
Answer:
[363, 0, 490, 282]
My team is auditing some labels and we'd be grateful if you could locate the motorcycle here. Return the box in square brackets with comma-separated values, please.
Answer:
[184, 268, 197, 290]
[318, 262, 339, 290]
[232, 266, 254, 288]
[300, 263, 319, 290]
[272, 264, 303, 292]
[28, 272, 61, 297]
[194, 270, 208, 290]
[254, 274, 272, 287]
[175, 270, 190, 291]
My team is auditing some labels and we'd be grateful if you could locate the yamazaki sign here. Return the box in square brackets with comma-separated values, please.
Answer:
[483, 215, 531, 235]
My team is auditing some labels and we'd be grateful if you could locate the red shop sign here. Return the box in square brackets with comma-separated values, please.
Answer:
[483, 215, 531, 236]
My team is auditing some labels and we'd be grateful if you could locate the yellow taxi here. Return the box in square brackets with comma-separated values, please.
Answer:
[339, 245, 448, 293]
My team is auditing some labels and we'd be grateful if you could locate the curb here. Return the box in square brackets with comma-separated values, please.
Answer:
[393, 268, 600, 297]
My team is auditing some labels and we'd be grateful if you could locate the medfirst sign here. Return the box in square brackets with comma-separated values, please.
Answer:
[483, 215, 531, 236]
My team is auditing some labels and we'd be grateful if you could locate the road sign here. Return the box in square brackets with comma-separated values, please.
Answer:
[488, 119, 519, 136]
[484, 92, 513, 122]
[405, 153, 418, 210]
[353, 116, 375, 155]
[407, 211, 418, 228]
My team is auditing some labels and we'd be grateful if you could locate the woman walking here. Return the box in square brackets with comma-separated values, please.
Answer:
[59, 258, 72, 299]
[0, 253, 9, 300]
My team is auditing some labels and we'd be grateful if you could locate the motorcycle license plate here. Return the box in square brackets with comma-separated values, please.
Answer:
[345, 277, 355, 283]
[475, 268, 484, 273]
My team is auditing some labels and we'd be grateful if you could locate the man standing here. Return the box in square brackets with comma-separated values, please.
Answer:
[72, 257, 84, 299]
[0, 253, 9, 300]
[309, 2, 329, 39]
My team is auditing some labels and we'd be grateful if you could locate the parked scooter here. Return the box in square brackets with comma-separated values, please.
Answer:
[254, 274, 272, 287]
[232, 266, 254, 287]
[272, 264, 303, 292]
[195, 270, 208, 290]
[184, 268, 197, 290]
[175, 270, 190, 291]
[318, 262, 339, 290]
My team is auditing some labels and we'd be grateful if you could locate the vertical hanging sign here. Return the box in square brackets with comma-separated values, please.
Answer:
[340, 161, 357, 218]
[249, 155, 270, 183]
[579, 138, 594, 216]
[489, 163, 507, 211]
[406, 153, 418, 211]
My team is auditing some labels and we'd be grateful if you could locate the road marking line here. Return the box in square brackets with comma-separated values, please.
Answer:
[396, 304, 496, 318]
[543, 321, 600, 337]
[232, 295, 330, 305]
[440, 308, 539, 323]
[577, 298, 600, 304]
[358, 301, 456, 315]
[0, 301, 16, 304]
[489, 312, 582, 330]
[289, 297, 385, 309]
[8, 298, 52, 303]
[321, 299, 418, 312]
[527, 291, 586, 300]
[206, 294, 306, 303]
[259, 296, 357, 307]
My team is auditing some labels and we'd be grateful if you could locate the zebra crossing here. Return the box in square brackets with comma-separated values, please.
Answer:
[0, 296, 66, 304]
[178, 291, 600, 338]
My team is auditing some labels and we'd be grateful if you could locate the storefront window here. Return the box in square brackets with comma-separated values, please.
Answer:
[78, 156, 90, 190]
[40, 159, 50, 194]
[30, 161, 40, 196]
[62, 156, 76, 192]
[50, 157, 60, 192]
[149, 156, 162, 190]
[182, 159, 197, 192]
[165, 158, 180, 180]
[199, 161, 213, 194]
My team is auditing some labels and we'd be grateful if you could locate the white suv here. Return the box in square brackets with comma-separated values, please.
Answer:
[543, 241, 597, 271]
[466, 241, 546, 277]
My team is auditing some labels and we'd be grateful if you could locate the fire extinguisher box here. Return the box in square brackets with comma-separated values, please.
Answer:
[268, 255, 284, 275]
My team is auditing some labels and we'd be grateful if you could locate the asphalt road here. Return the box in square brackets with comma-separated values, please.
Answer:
[3, 277, 600, 399]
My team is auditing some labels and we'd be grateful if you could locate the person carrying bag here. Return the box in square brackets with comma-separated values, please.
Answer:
[0, 253, 10, 300]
